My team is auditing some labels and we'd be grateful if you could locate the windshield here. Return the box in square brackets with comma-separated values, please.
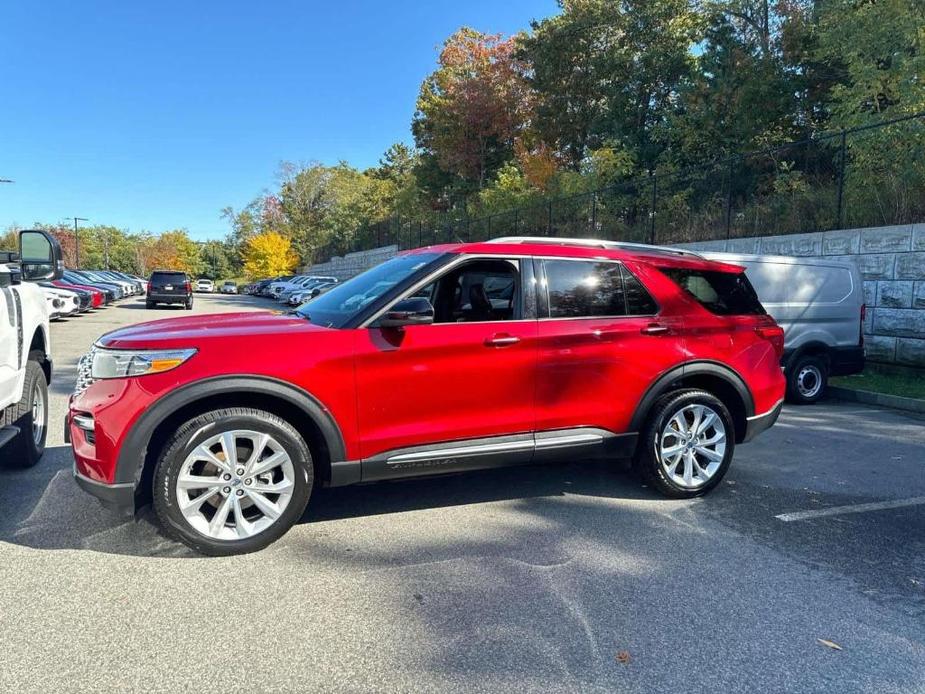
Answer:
[296, 252, 442, 328]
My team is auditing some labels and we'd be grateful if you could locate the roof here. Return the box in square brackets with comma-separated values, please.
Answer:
[404, 237, 745, 272]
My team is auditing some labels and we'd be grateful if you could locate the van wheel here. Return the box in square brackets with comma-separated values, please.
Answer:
[634, 389, 734, 498]
[786, 355, 827, 405]
[153, 408, 313, 556]
[1, 358, 48, 468]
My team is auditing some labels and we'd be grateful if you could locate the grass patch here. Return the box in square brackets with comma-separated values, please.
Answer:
[831, 363, 925, 401]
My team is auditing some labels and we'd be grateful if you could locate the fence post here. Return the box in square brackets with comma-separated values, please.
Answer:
[591, 192, 597, 235]
[547, 200, 553, 236]
[836, 129, 847, 230]
[513, 209, 519, 234]
[648, 171, 657, 245]
[418, 221, 423, 248]
[725, 157, 735, 240]
[487, 215, 492, 238]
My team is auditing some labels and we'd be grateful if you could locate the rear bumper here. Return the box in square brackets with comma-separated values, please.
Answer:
[742, 398, 783, 443]
[147, 293, 189, 303]
[73, 463, 135, 515]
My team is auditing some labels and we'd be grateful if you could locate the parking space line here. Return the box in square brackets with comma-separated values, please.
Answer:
[775, 496, 925, 522]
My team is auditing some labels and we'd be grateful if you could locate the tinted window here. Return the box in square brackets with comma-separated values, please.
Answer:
[545, 260, 625, 318]
[661, 268, 765, 315]
[430, 259, 519, 323]
[621, 266, 658, 315]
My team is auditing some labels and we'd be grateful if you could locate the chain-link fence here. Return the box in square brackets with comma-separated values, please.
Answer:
[319, 112, 925, 260]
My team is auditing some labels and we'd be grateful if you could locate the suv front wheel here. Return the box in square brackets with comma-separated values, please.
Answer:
[153, 408, 313, 556]
[635, 389, 735, 498]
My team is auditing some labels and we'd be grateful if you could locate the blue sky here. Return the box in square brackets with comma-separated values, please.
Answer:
[1, 0, 558, 240]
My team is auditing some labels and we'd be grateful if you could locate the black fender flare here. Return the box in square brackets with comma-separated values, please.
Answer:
[629, 360, 755, 433]
[114, 375, 347, 485]
[781, 341, 831, 374]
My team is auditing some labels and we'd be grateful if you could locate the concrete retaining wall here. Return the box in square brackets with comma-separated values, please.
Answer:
[305, 223, 925, 366]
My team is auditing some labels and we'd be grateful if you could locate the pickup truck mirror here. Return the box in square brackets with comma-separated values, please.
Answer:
[19, 230, 64, 281]
[379, 297, 435, 328]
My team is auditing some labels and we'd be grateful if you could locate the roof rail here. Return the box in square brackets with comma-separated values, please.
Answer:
[485, 236, 703, 258]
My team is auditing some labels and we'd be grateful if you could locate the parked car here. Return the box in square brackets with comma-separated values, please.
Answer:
[277, 276, 339, 303]
[196, 279, 215, 293]
[81, 269, 136, 296]
[701, 252, 865, 404]
[220, 281, 238, 294]
[146, 270, 193, 309]
[52, 279, 105, 307]
[70, 237, 785, 555]
[0, 230, 60, 467]
[65, 270, 123, 300]
[287, 280, 338, 305]
[40, 282, 90, 314]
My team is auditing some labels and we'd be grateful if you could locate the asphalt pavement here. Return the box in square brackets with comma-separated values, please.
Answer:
[1, 293, 923, 693]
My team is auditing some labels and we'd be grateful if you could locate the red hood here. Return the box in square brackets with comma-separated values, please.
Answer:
[98, 310, 331, 349]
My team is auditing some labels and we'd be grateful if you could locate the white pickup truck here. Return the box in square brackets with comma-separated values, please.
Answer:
[0, 230, 64, 467]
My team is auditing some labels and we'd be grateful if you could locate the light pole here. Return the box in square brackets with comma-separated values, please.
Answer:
[71, 217, 88, 268]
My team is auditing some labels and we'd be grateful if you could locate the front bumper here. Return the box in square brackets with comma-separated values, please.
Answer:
[73, 462, 135, 515]
[742, 398, 783, 443]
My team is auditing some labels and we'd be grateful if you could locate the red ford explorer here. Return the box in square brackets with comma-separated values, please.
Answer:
[69, 238, 785, 555]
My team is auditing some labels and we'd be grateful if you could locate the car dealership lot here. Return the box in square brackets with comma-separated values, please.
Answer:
[1, 294, 924, 692]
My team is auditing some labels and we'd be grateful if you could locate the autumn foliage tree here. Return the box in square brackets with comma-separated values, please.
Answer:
[242, 231, 298, 280]
[413, 28, 533, 193]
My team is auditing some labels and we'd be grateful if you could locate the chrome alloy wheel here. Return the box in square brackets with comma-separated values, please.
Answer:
[658, 404, 727, 489]
[797, 365, 823, 399]
[31, 379, 46, 445]
[175, 430, 295, 540]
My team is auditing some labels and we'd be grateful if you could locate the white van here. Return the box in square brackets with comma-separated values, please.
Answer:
[701, 252, 865, 404]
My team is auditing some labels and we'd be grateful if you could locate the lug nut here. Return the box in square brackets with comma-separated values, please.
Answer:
[235, 489, 244, 497]
[223, 474, 232, 481]
[223, 486, 231, 494]
[244, 478, 252, 485]
[236, 467, 245, 476]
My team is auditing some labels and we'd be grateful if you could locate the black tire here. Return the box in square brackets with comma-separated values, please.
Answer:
[146, 300, 155, 308]
[634, 389, 735, 498]
[185, 297, 193, 310]
[152, 408, 313, 556]
[786, 354, 827, 405]
[1, 357, 48, 468]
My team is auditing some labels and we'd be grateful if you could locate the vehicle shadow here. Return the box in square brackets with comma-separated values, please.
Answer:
[0, 445, 660, 558]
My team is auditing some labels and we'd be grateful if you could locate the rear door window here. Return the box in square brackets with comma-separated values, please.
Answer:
[661, 268, 765, 315]
[543, 260, 657, 318]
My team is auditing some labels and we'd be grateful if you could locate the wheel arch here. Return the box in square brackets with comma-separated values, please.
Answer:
[28, 325, 51, 383]
[117, 376, 347, 507]
[783, 341, 831, 374]
[630, 361, 755, 444]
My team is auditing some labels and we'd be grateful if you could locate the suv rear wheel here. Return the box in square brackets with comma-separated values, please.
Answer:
[153, 408, 313, 556]
[786, 354, 827, 405]
[635, 389, 735, 498]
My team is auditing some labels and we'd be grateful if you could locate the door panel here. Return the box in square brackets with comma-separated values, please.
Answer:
[353, 320, 538, 460]
[535, 316, 683, 434]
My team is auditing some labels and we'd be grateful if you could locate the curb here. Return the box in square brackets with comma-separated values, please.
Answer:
[828, 385, 925, 414]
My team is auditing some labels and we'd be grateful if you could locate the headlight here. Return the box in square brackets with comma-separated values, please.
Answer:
[91, 347, 197, 379]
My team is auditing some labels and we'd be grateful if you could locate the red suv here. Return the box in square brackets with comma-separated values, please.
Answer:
[69, 238, 785, 555]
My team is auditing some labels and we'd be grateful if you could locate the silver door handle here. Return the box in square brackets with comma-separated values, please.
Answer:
[485, 335, 520, 346]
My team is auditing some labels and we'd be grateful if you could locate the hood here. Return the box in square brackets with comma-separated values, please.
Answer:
[98, 310, 332, 350]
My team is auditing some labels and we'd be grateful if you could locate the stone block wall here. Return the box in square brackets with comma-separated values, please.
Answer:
[305, 224, 925, 366]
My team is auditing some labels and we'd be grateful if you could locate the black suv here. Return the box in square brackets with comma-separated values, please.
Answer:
[146, 271, 193, 309]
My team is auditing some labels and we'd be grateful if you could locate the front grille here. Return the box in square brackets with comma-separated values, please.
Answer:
[74, 347, 97, 395]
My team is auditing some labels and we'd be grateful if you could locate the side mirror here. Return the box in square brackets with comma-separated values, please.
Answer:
[19, 230, 64, 281]
[379, 297, 435, 328]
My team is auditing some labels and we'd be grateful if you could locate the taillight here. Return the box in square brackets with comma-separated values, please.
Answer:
[756, 324, 785, 359]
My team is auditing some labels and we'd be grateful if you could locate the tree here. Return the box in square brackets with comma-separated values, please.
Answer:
[242, 231, 298, 279]
[413, 28, 533, 193]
